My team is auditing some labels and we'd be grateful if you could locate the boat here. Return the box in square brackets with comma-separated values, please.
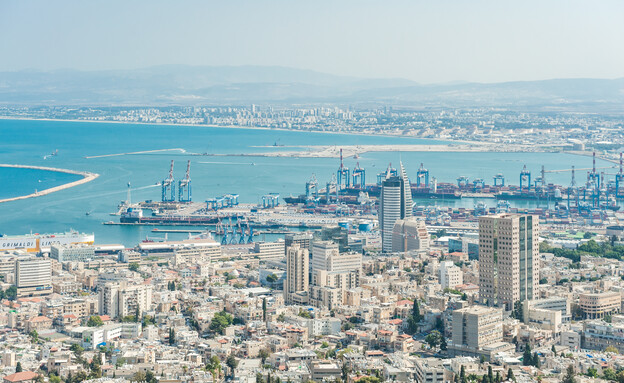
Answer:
[0, 230, 94, 252]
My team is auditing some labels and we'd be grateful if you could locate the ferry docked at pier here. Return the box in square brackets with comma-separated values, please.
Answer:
[0, 230, 95, 252]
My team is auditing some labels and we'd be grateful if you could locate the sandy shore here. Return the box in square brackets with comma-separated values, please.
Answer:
[224, 143, 538, 158]
[0, 164, 99, 203]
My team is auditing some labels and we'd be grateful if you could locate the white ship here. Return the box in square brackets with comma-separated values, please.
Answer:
[0, 230, 95, 252]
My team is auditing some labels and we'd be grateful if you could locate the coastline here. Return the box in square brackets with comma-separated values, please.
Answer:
[0, 116, 480, 145]
[0, 164, 99, 204]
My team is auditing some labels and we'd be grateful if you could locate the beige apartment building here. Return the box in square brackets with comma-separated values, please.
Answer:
[579, 292, 621, 319]
[479, 213, 539, 310]
[284, 244, 309, 305]
[449, 305, 513, 359]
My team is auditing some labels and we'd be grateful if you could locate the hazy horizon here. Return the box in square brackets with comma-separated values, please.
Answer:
[2, 0, 623, 84]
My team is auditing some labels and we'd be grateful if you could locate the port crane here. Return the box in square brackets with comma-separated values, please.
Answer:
[178, 160, 192, 202]
[337, 148, 350, 190]
[161, 160, 176, 202]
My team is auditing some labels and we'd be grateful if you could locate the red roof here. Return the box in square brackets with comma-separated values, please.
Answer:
[396, 300, 412, 306]
[3, 371, 38, 382]
[29, 316, 51, 323]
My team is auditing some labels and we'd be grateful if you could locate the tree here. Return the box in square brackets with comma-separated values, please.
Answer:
[506, 368, 515, 382]
[135, 306, 141, 323]
[298, 309, 312, 319]
[5, 286, 17, 301]
[226, 355, 238, 377]
[605, 345, 619, 354]
[210, 311, 234, 335]
[603, 368, 616, 381]
[342, 362, 351, 382]
[207, 355, 222, 382]
[266, 273, 278, 287]
[29, 330, 38, 343]
[262, 298, 267, 321]
[87, 315, 104, 327]
[495, 371, 501, 383]
[412, 300, 422, 322]
[561, 365, 576, 383]
[551, 345, 556, 354]
[70, 343, 84, 357]
[406, 315, 419, 335]
[259, 349, 270, 364]
[512, 301, 523, 320]
[440, 335, 447, 351]
[145, 370, 156, 383]
[132, 371, 147, 383]
[129, 262, 140, 272]
[425, 330, 442, 349]
[487, 366, 493, 383]
[523, 344, 532, 366]
[16, 362, 22, 373]
[460, 365, 466, 383]
[532, 352, 540, 368]
[586, 367, 597, 378]
[168, 327, 176, 345]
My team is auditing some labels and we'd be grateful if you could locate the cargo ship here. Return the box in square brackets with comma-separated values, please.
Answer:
[120, 208, 224, 225]
[0, 230, 94, 252]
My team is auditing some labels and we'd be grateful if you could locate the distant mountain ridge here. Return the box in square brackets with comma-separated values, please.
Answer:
[0, 65, 622, 111]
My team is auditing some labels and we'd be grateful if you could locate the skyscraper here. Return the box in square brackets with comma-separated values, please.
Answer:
[284, 244, 309, 305]
[379, 162, 412, 253]
[478, 213, 539, 310]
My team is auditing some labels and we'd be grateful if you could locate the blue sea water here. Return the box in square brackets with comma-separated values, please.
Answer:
[0, 119, 613, 245]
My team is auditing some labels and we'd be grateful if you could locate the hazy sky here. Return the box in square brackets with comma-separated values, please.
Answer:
[1, 0, 623, 83]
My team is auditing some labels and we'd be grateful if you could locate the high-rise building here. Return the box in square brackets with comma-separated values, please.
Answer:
[379, 162, 412, 253]
[391, 217, 430, 253]
[284, 244, 309, 305]
[16, 258, 52, 297]
[479, 214, 539, 309]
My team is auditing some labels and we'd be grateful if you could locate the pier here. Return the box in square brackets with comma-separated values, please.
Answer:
[0, 164, 99, 204]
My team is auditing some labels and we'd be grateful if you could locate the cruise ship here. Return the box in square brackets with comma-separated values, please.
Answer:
[0, 231, 95, 252]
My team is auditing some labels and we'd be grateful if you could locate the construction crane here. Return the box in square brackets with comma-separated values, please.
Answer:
[161, 160, 176, 202]
[178, 160, 192, 203]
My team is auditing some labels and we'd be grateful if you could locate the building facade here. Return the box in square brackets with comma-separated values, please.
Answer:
[284, 244, 309, 305]
[379, 162, 412, 253]
[391, 217, 429, 253]
[479, 214, 539, 309]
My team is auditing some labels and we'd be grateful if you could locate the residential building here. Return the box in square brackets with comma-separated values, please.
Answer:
[479, 214, 539, 310]
[439, 261, 463, 290]
[284, 244, 309, 305]
[254, 240, 286, 261]
[449, 305, 512, 359]
[50, 244, 96, 263]
[16, 257, 52, 297]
